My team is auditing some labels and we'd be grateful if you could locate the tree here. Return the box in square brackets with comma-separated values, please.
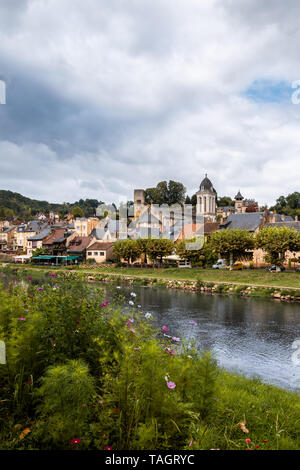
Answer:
[72, 206, 84, 218]
[209, 229, 255, 264]
[255, 226, 300, 266]
[135, 238, 149, 264]
[191, 194, 197, 207]
[32, 247, 48, 258]
[175, 239, 218, 267]
[146, 238, 174, 266]
[113, 239, 141, 265]
[217, 196, 234, 207]
[270, 192, 300, 217]
[185, 195, 191, 205]
[145, 180, 186, 206]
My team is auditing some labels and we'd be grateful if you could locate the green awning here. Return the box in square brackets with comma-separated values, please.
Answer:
[32, 256, 55, 260]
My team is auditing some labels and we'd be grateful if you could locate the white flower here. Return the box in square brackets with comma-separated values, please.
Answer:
[145, 312, 152, 319]
[128, 300, 134, 306]
[130, 292, 136, 297]
[137, 305, 141, 308]
[116, 286, 121, 289]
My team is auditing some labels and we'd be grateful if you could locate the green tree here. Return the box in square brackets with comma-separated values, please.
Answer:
[113, 239, 141, 265]
[255, 226, 300, 266]
[217, 196, 234, 207]
[191, 194, 197, 207]
[145, 181, 186, 206]
[209, 229, 254, 264]
[72, 206, 84, 218]
[146, 238, 174, 266]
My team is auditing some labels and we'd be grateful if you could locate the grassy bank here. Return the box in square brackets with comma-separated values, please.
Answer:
[0, 273, 299, 450]
[7, 264, 300, 289]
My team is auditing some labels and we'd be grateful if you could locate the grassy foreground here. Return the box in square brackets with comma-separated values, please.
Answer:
[0, 271, 299, 450]
[5, 264, 300, 290]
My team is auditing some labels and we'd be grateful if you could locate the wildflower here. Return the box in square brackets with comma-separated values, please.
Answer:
[98, 400, 104, 404]
[245, 438, 252, 444]
[189, 440, 196, 446]
[130, 292, 136, 297]
[128, 318, 134, 323]
[114, 409, 119, 413]
[27, 379, 32, 385]
[130, 329, 136, 334]
[137, 304, 141, 308]
[172, 336, 180, 342]
[190, 321, 197, 326]
[166, 349, 175, 355]
[1, 272, 5, 277]
[116, 286, 121, 289]
[162, 325, 168, 333]
[167, 381, 176, 389]
[70, 438, 82, 445]
[255, 445, 260, 448]
[105, 446, 113, 450]
[18, 318, 26, 321]
[262, 440, 268, 443]
[101, 301, 109, 307]
[82, 403, 87, 407]
[50, 273, 56, 277]
[37, 287, 43, 291]
[134, 347, 140, 351]
[28, 276, 32, 281]
[145, 312, 152, 319]
[128, 300, 134, 306]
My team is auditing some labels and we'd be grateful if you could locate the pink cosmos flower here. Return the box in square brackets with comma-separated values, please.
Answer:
[70, 438, 82, 445]
[18, 318, 26, 321]
[167, 381, 176, 389]
[134, 347, 140, 351]
[37, 287, 43, 291]
[50, 273, 56, 277]
[101, 301, 109, 307]
[245, 439, 252, 444]
[162, 325, 168, 333]
[190, 321, 197, 326]
[105, 446, 113, 450]
[128, 318, 134, 323]
[172, 337, 180, 342]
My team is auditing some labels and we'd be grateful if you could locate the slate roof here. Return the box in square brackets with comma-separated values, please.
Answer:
[28, 228, 51, 241]
[220, 212, 264, 231]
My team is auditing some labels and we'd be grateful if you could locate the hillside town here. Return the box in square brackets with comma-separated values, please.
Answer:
[0, 176, 299, 268]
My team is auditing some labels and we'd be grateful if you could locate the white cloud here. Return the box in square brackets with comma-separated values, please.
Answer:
[0, 0, 300, 206]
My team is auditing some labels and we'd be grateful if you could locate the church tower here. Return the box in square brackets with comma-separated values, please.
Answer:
[196, 174, 217, 220]
[234, 190, 244, 213]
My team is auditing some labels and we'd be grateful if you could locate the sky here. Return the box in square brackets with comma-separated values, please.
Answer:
[0, 0, 300, 207]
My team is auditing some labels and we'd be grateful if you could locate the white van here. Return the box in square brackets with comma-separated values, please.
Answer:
[212, 259, 227, 269]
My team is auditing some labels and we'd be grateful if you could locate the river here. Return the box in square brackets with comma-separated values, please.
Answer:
[105, 284, 300, 392]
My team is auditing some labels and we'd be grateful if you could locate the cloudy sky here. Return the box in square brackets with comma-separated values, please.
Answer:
[0, 0, 300, 206]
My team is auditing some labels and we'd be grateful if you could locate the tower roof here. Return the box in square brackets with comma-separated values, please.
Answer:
[234, 190, 243, 200]
[199, 174, 216, 193]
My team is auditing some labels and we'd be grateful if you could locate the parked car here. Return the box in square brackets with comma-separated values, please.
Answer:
[212, 259, 228, 269]
[266, 265, 286, 272]
[227, 262, 244, 270]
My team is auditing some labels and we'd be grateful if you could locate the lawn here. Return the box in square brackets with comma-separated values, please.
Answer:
[87, 266, 300, 289]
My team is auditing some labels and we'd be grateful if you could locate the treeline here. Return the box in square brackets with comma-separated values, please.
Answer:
[113, 226, 300, 267]
[0, 190, 104, 220]
[270, 192, 300, 218]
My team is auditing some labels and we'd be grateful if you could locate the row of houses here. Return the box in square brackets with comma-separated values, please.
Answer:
[1, 203, 300, 266]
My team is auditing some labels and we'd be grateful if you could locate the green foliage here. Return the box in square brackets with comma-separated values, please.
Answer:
[146, 238, 174, 265]
[270, 192, 300, 218]
[113, 239, 141, 264]
[0, 274, 299, 450]
[255, 226, 300, 266]
[72, 205, 84, 218]
[145, 180, 186, 206]
[217, 196, 235, 207]
[209, 229, 254, 263]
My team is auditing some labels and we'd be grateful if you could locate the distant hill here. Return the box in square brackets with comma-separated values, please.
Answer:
[0, 190, 104, 220]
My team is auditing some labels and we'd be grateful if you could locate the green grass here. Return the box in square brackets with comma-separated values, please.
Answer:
[81, 266, 300, 289]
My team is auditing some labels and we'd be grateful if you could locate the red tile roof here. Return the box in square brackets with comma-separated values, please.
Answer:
[87, 242, 113, 251]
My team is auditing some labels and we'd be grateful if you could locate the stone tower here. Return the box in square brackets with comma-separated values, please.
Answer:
[196, 174, 217, 219]
[134, 189, 146, 218]
[234, 190, 244, 213]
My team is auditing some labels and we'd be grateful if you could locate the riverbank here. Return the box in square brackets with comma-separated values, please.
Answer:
[0, 275, 299, 450]
[5, 264, 300, 302]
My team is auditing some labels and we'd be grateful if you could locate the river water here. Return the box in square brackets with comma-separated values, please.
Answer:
[106, 284, 300, 392]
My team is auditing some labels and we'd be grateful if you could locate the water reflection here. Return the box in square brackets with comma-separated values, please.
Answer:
[107, 285, 300, 391]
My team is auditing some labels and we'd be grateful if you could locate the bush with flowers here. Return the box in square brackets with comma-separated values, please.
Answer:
[0, 272, 299, 450]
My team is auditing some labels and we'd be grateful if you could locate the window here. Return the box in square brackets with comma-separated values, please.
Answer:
[100, 251, 105, 256]
[87, 252, 92, 256]
[93, 252, 98, 256]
